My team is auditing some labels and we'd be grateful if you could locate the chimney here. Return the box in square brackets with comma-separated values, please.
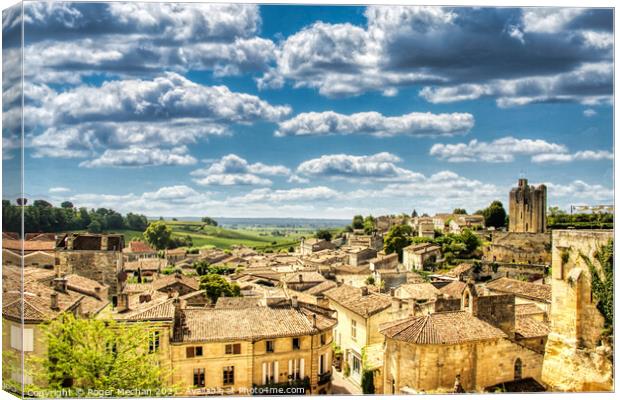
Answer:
[52, 277, 68, 293]
[389, 287, 395, 297]
[139, 293, 152, 303]
[298, 273, 303, 283]
[117, 292, 130, 312]
[361, 286, 369, 296]
[291, 295, 299, 308]
[50, 292, 59, 310]
[312, 313, 317, 328]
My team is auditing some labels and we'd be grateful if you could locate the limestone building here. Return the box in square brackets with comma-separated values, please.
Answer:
[509, 178, 547, 233]
[542, 230, 613, 391]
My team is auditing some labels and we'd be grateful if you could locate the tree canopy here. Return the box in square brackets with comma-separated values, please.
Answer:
[477, 200, 507, 228]
[315, 229, 332, 241]
[199, 274, 241, 304]
[352, 215, 364, 229]
[453, 208, 467, 215]
[201, 217, 218, 226]
[384, 224, 413, 261]
[143, 221, 173, 250]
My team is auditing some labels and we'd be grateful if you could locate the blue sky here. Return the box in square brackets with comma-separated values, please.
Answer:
[2, 3, 614, 218]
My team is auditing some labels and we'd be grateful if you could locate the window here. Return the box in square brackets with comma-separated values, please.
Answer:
[352, 355, 361, 375]
[148, 331, 160, 353]
[193, 368, 205, 388]
[351, 320, 357, 340]
[11, 326, 33, 352]
[266, 340, 274, 353]
[223, 366, 235, 385]
[225, 343, 241, 355]
[320, 333, 327, 346]
[186, 346, 203, 358]
[319, 354, 326, 374]
[292, 337, 300, 350]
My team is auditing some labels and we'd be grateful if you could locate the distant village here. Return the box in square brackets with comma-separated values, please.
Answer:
[2, 178, 614, 396]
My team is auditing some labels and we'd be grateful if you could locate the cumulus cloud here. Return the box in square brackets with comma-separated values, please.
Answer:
[276, 111, 474, 137]
[230, 186, 339, 203]
[22, 3, 274, 83]
[49, 187, 70, 194]
[296, 152, 422, 181]
[261, 6, 611, 104]
[583, 108, 597, 117]
[79, 146, 197, 168]
[545, 180, 613, 202]
[25, 74, 290, 166]
[191, 154, 290, 186]
[531, 150, 613, 163]
[430, 136, 612, 164]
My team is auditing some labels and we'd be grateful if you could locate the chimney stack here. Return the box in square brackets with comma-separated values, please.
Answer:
[312, 313, 317, 328]
[389, 287, 395, 297]
[298, 273, 303, 283]
[291, 295, 299, 308]
[52, 277, 68, 293]
[361, 286, 369, 296]
[50, 292, 59, 310]
[117, 292, 130, 312]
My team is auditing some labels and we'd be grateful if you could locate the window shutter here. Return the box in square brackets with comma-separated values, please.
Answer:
[300, 358, 305, 379]
[274, 361, 279, 383]
[23, 328, 33, 352]
[288, 360, 293, 378]
[234, 343, 241, 354]
[186, 347, 195, 358]
[262, 362, 267, 385]
[10, 325, 22, 350]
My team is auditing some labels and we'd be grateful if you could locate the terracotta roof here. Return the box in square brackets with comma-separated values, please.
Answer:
[124, 241, 155, 253]
[446, 263, 474, 278]
[303, 280, 337, 295]
[165, 248, 186, 255]
[124, 258, 166, 271]
[380, 311, 507, 345]
[332, 264, 371, 275]
[114, 297, 176, 321]
[515, 303, 545, 317]
[324, 284, 391, 318]
[397, 283, 440, 300]
[151, 273, 200, 292]
[2, 239, 56, 252]
[439, 280, 467, 299]
[486, 278, 551, 303]
[3, 284, 83, 322]
[515, 316, 550, 338]
[65, 274, 106, 297]
[178, 305, 336, 342]
[215, 297, 264, 309]
[283, 271, 326, 283]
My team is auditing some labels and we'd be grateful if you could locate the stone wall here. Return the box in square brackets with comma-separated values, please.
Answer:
[542, 230, 613, 392]
[474, 294, 516, 337]
[56, 250, 123, 295]
[484, 232, 551, 264]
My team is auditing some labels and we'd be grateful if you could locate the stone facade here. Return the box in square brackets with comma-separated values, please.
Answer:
[509, 178, 546, 233]
[484, 232, 551, 265]
[56, 251, 123, 295]
[542, 230, 613, 391]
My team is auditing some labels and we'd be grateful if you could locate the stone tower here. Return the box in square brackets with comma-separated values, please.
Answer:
[508, 178, 546, 233]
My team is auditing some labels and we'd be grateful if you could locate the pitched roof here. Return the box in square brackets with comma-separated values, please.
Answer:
[486, 278, 551, 303]
[380, 311, 507, 345]
[515, 316, 550, 338]
[151, 273, 200, 292]
[283, 271, 326, 284]
[403, 242, 441, 254]
[114, 297, 176, 321]
[2, 239, 56, 252]
[397, 283, 440, 300]
[178, 305, 336, 342]
[514, 303, 545, 317]
[324, 284, 391, 318]
[215, 297, 264, 309]
[303, 280, 337, 295]
[439, 280, 467, 299]
[2, 284, 83, 322]
[125, 241, 155, 253]
[446, 263, 474, 278]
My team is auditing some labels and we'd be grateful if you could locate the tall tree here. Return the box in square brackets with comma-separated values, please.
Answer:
[37, 313, 171, 396]
[200, 274, 241, 304]
[315, 229, 332, 241]
[352, 215, 364, 229]
[453, 208, 467, 215]
[384, 224, 413, 261]
[143, 221, 172, 250]
[479, 200, 507, 228]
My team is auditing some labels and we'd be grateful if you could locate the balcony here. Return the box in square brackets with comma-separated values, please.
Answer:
[318, 371, 332, 385]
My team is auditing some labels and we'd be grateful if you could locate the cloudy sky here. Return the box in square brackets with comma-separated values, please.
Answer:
[2, 3, 614, 218]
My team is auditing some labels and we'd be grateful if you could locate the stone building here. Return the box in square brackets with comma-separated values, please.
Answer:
[542, 230, 613, 391]
[402, 243, 441, 271]
[484, 231, 551, 265]
[55, 233, 125, 295]
[509, 178, 546, 233]
[299, 238, 336, 256]
[380, 283, 544, 393]
[346, 232, 383, 251]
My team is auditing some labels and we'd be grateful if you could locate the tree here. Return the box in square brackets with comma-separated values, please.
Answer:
[315, 229, 332, 241]
[33, 199, 53, 208]
[480, 200, 507, 228]
[144, 221, 172, 250]
[352, 215, 364, 230]
[453, 208, 467, 215]
[87, 220, 102, 233]
[60, 201, 74, 209]
[365, 276, 375, 285]
[363, 215, 376, 235]
[411, 209, 418, 218]
[384, 224, 413, 261]
[459, 229, 481, 255]
[125, 213, 148, 231]
[580, 239, 613, 336]
[38, 313, 171, 396]
[201, 217, 218, 226]
[200, 274, 241, 304]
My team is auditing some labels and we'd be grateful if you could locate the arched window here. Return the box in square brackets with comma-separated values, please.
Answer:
[514, 358, 522, 380]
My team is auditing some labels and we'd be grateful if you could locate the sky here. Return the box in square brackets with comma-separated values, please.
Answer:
[1, 3, 614, 218]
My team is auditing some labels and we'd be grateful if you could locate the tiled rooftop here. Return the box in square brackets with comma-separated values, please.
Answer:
[324, 284, 391, 318]
[486, 277, 551, 303]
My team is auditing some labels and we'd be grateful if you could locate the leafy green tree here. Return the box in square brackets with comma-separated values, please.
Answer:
[60, 201, 74, 209]
[365, 276, 375, 285]
[479, 200, 507, 228]
[459, 229, 481, 255]
[315, 229, 332, 241]
[352, 215, 364, 229]
[144, 221, 172, 250]
[384, 224, 413, 261]
[201, 217, 218, 226]
[33, 199, 53, 208]
[38, 313, 172, 396]
[200, 274, 241, 304]
[125, 213, 148, 231]
[453, 208, 467, 215]
[87, 220, 102, 233]
[580, 240, 613, 335]
[363, 215, 376, 234]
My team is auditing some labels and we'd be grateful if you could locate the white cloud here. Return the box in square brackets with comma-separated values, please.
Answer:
[49, 187, 70, 194]
[79, 146, 197, 168]
[545, 180, 613, 202]
[276, 111, 474, 137]
[296, 152, 422, 181]
[191, 154, 290, 186]
[430, 137, 568, 163]
[230, 186, 339, 203]
[531, 150, 613, 163]
[521, 8, 585, 33]
[583, 108, 597, 117]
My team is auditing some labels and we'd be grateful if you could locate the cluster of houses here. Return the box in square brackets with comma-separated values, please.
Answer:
[2, 181, 613, 395]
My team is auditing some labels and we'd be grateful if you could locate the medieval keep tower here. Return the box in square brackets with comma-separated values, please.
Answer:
[509, 178, 547, 233]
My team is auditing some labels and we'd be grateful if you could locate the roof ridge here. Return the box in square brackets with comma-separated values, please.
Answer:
[412, 313, 433, 343]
